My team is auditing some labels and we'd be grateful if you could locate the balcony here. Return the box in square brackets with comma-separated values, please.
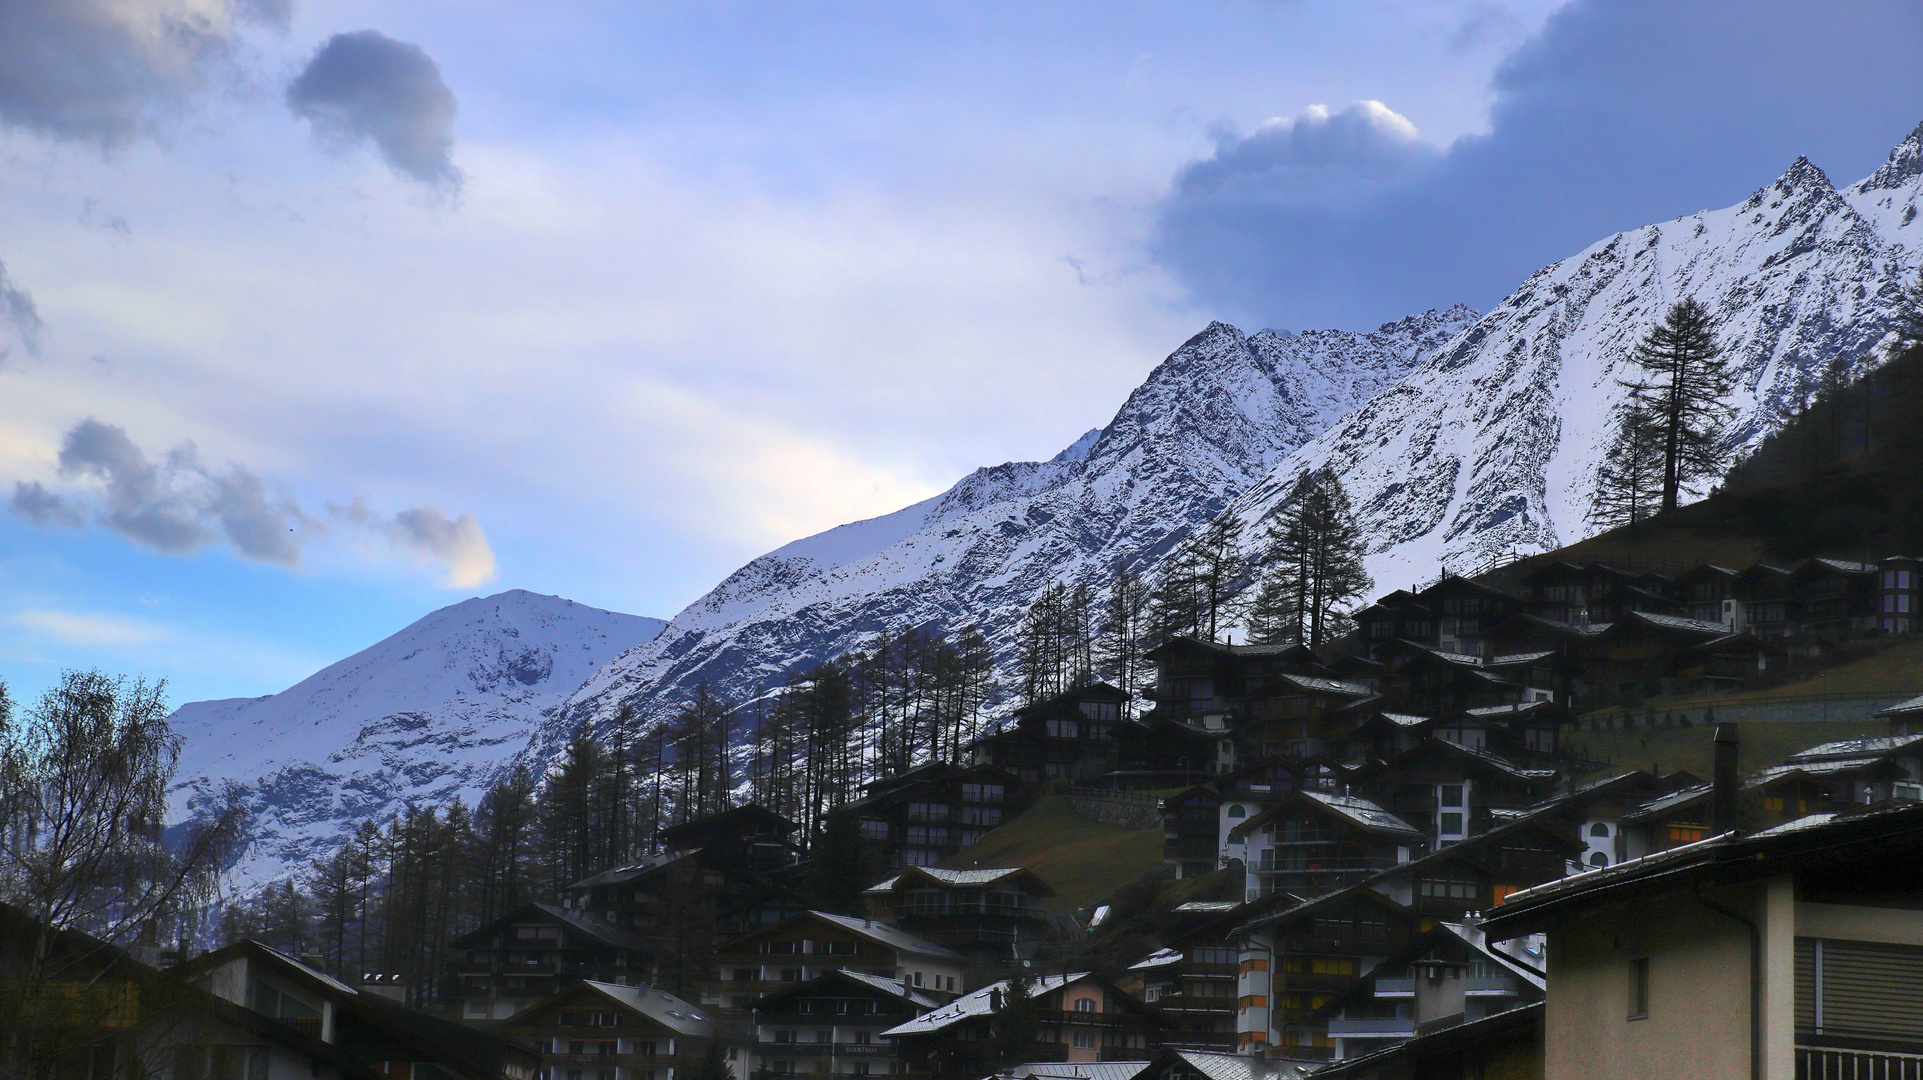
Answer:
[1373, 978, 1415, 998]
[1465, 976, 1519, 996]
[895, 902, 1048, 920]
[1328, 1018, 1416, 1038]
[1796, 1045, 1923, 1079]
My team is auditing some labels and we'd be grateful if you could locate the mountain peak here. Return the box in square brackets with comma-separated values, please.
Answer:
[1854, 119, 1923, 194]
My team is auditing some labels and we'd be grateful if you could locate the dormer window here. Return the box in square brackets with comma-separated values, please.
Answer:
[1227, 805, 1247, 819]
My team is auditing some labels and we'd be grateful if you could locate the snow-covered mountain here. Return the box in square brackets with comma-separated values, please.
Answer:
[1229, 122, 1923, 589]
[168, 591, 665, 887]
[553, 309, 1479, 737]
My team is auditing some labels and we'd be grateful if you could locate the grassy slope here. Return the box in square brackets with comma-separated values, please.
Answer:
[938, 794, 1164, 915]
[1565, 718, 1887, 782]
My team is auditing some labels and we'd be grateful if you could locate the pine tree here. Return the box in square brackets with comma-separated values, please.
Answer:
[1887, 271, 1923, 358]
[1588, 408, 1665, 532]
[1253, 470, 1372, 646]
[1178, 513, 1247, 641]
[1621, 298, 1734, 511]
[990, 977, 1041, 1068]
[1097, 561, 1147, 698]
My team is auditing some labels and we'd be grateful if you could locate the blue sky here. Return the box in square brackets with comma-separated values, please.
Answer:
[1, 0, 1919, 707]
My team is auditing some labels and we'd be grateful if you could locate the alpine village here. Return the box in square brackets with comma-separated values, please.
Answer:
[15, 283, 1923, 1080]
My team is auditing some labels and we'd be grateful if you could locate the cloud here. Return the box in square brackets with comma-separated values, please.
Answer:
[11, 418, 493, 585]
[0, 258, 43, 359]
[1152, 0, 1923, 331]
[8, 609, 167, 646]
[286, 31, 460, 188]
[8, 481, 82, 527]
[0, 0, 276, 147]
[327, 499, 498, 588]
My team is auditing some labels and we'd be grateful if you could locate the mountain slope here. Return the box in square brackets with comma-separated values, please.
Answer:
[1229, 122, 1923, 589]
[554, 309, 1479, 739]
[168, 590, 665, 886]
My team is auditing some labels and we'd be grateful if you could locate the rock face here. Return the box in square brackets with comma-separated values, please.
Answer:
[553, 309, 1480, 741]
[167, 591, 665, 887]
[1228, 123, 1923, 589]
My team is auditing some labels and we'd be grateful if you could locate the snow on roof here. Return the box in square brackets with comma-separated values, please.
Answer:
[1379, 712, 1431, 728]
[834, 969, 945, 1009]
[581, 982, 714, 1036]
[897, 867, 1034, 887]
[1172, 900, 1241, 914]
[1744, 758, 1891, 788]
[808, 912, 966, 960]
[1127, 948, 1185, 971]
[248, 941, 363, 998]
[1879, 693, 1923, 717]
[1300, 791, 1423, 837]
[1166, 1048, 1310, 1080]
[1276, 673, 1376, 696]
[863, 876, 903, 894]
[1623, 782, 1712, 822]
[1627, 612, 1731, 635]
[1788, 734, 1923, 763]
[1440, 922, 1545, 990]
[881, 973, 1089, 1036]
[999, 1062, 1153, 1080]
[1487, 651, 1557, 666]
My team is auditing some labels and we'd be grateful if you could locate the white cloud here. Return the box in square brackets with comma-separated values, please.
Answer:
[10, 609, 167, 646]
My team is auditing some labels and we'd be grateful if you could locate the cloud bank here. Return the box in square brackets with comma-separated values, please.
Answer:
[0, 0, 283, 147]
[9, 418, 496, 586]
[0, 258, 42, 359]
[287, 31, 460, 188]
[1153, 0, 1923, 331]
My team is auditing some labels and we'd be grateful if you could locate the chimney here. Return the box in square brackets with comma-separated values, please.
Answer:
[1712, 722, 1740, 836]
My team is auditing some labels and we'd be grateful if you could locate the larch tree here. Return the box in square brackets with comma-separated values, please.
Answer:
[1620, 298, 1734, 511]
[1255, 470, 1373, 646]
[1177, 512, 1247, 642]
[1588, 408, 1665, 532]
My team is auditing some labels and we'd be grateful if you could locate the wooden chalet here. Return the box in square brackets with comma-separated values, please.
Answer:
[881, 972, 1168, 1079]
[711, 911, 964, 1020]
[1353, 739, 1559, 848]
[1140, 638, 1333, 726]
[1315, 919, 1544, 1062]
[447, 904, 654, 1023]
[1878, 555, 1921, 633]
[750, 969, 941, 1078]
[1113, 716, 1237, 790]
[1363, 816, 1582, 918]
[860, 866, 1056, 968]
[656, 804, 804, 873]
[844, 762, 1030, 869]
[1227, 885, 1426, 1057]
[1225, 792, 1423, 901]
[492, 980, 714, 1080]
[562, 848, 810, 944]
[184, 939, 540, 1080]
[1123, 902, 1247, 1052]
[966, 683, 1130, 784]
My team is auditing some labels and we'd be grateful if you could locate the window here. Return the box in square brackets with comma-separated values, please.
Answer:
[1073, 998, 1096, 1012]
[906, 802, 950, 822]
[1588, 852, 1610, 868]
[1439, 785, 1464, 808]
[1047, 719, 1080, 739]
[958, 806, 1002, 826]
[1418, 877, 1479, 901]
[1590, 822, 1610, 837]
[1191, 946, 1237, 965]
[961, 783, 1005, 804]
[1439, 812, 1464, 837]
[1079, 700, 1120, 721]
[905, 825, 949, 847]
[1667, 825, 1708, 846]
[1628, 958, 1650, 1019]
[1073, 1031, 1095, 1049]
[859, 819, 889, 841]
[174, 1046, 269, 1080]
[1492, 884, 1522, 905]
[515, 925, 561, 941]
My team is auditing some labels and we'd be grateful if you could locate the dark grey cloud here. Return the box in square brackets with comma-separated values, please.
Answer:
[0, 0, 280, 147]
[1153, 0, 1923, 332]
[8, 481, 82, 527]
[0, 258, 43, 360]
[287, 31, 460, 188]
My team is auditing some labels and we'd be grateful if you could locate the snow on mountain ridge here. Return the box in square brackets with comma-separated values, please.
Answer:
[1229, 130, 1923, 590]
[168, 590, 665, 887]
[555, 308, 1479, 740]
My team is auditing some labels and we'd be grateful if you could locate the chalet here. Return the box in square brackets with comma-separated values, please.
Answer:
[860, 866, 1056, 968]
[1140, 638, 1334, 725]
[1782, 733, 1923, 799]
[1232, 673, 1379, 763]
[1168, 759, 1357, 878]
[656, 805, 804, 873]
[711, 912, 963, 1019]
[1583, 611, 1766, 699]
[1737, 562, 1798, 639]
[1113, 717, 1236, 790]
[184, 939, 541, 1080]
[447, 904, 653, 1023]
[0, 906, 394, 1080]
[1673, 564, 1749, 625]
[1355, 739, 1558, 848]
[1481, 796, 1923, 1080]
[1372, 640, 1537, 716]
[1312, 1001, 1542, 1080]
[1351, 712, 1435, 760]
[1224, 792, 1423, 901]
[1617, 783, 1717, 856]
[1877, 555, 1921, 633]
[1354, 593, 1435, 659]
[1788, 558, 1880, 641]
[493, 981, 713, 1080]
[843, 762, 1030, 869]
[1517, 562, 1679, 625]
[1317, 919, 1545, 1062]
[1879, 692, 1923, 736]
[1517, 769, 1692, 870]
[1362, 816, 1582, 919]
[966, 683, 1131, 784]
[1448, 699, 1569, 762]
[563, 849, 810, 942]
[1124, 932, 1239, 1050]
[1227, 885, 1425, 1058]
[1162, 784, 1226, 880]
[882, 972, 1167, 1079]
[750, 970, 940, 1078]
[1418, 575, 1525, 658]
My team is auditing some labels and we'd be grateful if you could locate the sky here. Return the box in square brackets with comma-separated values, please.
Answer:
[1, 0, 1919, 708]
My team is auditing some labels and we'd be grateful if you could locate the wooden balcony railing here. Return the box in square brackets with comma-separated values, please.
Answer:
[1797, 1045, 1923, 1080]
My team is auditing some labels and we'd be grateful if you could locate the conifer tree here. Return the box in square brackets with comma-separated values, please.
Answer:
[1588, 408, 1665, 532]
[1620, 298, 1734, 511]
[1097, 561, 1148, 698]
[1254, 470, 1372, 646]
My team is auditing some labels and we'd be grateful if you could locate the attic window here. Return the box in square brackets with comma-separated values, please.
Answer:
[1227, 805, 1247, 819]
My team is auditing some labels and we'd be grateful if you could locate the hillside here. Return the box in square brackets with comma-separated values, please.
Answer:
[1567, 719, 1886, 783]
[935, 795, 1164, 914]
